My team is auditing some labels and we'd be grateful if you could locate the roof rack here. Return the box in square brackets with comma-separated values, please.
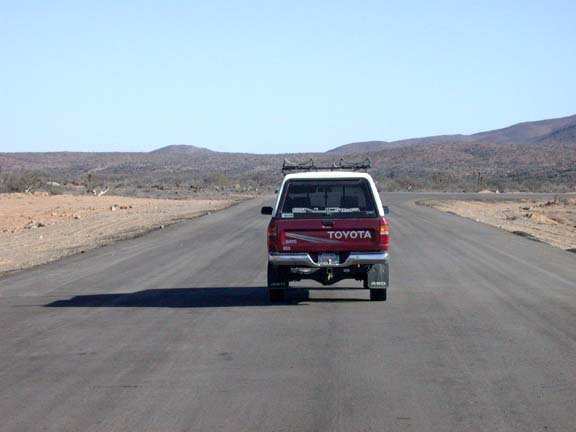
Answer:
[282, 158, 371, 175]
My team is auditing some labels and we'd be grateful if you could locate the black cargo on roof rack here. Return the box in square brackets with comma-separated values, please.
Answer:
[281, 158, 371, 175]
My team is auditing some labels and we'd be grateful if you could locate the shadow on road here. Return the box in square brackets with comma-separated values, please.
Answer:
[45, 287, 370, 308]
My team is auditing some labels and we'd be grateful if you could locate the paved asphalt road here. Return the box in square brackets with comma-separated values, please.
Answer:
[1, 193, 575, 432]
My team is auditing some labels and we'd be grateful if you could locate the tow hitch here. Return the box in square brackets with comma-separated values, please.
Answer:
[326, 267, 334, 282]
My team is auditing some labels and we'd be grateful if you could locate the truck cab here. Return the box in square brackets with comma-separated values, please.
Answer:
[261, 165, 389, 302]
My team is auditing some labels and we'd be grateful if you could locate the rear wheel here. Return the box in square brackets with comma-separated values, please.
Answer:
[269, 289, 286, 302]
[370, 288, 387, 301]
[268, 263, 288, 302]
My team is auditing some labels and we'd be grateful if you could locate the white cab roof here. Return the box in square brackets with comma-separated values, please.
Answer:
[284, 171, 375, 181]
[273, 171, 384, 217]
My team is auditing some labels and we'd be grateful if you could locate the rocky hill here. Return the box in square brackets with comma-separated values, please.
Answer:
[150, 145, 214, 154]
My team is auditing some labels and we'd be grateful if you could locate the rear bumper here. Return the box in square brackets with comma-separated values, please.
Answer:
[269, 252, 389, 268]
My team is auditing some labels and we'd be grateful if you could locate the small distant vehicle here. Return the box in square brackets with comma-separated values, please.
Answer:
[261, 159, 389, 302]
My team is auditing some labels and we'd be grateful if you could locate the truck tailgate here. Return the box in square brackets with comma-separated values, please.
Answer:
[276, 218, 381, 253]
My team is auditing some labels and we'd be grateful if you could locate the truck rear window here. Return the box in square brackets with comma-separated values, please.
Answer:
[278, 179, 377, 219]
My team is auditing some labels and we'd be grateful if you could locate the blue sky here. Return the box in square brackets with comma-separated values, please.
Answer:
[1, 0, 575, 153]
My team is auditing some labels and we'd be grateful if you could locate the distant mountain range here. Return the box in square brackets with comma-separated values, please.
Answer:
[146, 114, 576, 156]
[328, 114, 576, 154]
[1, 113, 575, 193]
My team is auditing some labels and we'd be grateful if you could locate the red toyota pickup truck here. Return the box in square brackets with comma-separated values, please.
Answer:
[261, 168, 389, 302]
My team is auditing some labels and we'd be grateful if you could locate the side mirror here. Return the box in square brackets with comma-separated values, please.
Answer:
[383, 206, 390, 215]
[261, 206, 273, 215]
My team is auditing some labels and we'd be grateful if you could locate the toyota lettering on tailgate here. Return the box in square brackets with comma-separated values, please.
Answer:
[328, 230, 372, 240]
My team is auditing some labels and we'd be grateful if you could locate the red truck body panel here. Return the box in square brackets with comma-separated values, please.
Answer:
[275, 218, 382, 253]
[268, 217, 388, 254]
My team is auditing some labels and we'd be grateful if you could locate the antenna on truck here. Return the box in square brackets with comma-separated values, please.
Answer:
[281, 158, 371, 175]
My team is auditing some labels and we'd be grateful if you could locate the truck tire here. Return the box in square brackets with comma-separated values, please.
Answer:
[268, 263, 288, 302]
[370, 288, 387, 301]
[269, 289, 285, 302]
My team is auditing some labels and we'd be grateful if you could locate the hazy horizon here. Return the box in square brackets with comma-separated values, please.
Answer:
[1, 111, 575, 155]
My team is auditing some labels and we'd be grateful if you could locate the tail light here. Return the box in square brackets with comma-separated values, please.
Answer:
[379, 217, 389, 251]
[267, 220, 278, 251]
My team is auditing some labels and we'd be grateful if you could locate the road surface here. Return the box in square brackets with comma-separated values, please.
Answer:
[1, 193, 575, 432]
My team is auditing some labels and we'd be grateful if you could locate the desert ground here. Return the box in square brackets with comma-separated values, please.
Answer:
[423, 197, 576, 252]
[0, 193, 239, 274]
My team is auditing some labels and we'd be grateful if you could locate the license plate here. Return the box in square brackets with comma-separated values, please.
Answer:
[318, 253, 339, 265]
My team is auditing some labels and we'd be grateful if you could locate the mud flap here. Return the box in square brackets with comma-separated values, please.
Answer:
[366, 262, 389, 289]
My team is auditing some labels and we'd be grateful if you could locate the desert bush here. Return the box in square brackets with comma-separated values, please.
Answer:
[203, 174, 231, 188]
[0, 171, 43, 193]
[45, 182, 63, 195]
